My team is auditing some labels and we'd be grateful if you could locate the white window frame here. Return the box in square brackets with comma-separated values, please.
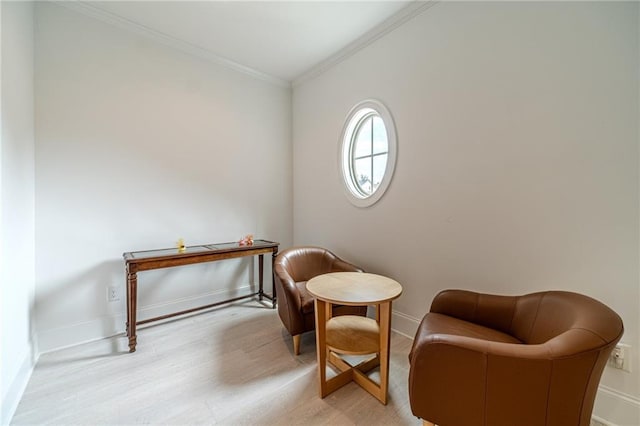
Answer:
[339, 99, 397, 207]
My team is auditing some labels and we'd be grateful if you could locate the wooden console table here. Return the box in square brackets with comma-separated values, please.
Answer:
[123, 239, 279, 352]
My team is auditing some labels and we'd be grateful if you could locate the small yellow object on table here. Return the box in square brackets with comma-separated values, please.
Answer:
[306, 272, 402, 405]
[176, 238, 186, 253]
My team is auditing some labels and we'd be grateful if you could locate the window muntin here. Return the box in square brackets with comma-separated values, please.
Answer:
[339, 100, 397, 207]
[351, 114, 388, 196]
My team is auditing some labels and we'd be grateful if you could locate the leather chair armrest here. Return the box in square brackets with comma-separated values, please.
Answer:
[274, 263, 303, 312]
[409, 335, 554, 426]
[274, 262, 309, 336]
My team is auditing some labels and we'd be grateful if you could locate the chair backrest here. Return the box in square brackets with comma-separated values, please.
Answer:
[275, 246, 341, 283]
[430, 289, 623, 350]
[511, 291, 623, 347]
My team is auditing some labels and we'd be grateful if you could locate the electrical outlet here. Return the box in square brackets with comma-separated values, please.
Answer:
[107, 286, 120, 302]
[609, 343, 632, 372]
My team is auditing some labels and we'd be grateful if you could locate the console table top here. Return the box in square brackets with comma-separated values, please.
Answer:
[124, 239, 279, 262]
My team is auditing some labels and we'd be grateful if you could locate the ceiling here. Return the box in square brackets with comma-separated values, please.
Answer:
[86, 1, 414, 83]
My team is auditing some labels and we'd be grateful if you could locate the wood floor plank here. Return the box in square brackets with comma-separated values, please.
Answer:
[12, 300, 418, 425]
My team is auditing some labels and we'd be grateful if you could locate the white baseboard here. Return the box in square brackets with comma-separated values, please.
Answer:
[390, 309, 639, 426]
[391, 309, 421, 340]
[37, 284, 259, 354]
[592, 385, 640, 426]
[1, 347, 37, 425]
[592, 415, 614, 426]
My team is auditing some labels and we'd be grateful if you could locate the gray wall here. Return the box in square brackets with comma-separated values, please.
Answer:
[1, 1, 36, 423]
[34, 2, 292, 351]
[293, 3, 639, 424]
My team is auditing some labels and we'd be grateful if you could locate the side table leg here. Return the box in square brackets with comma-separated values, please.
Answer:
[378, 301, 392, 404]
[315, 299, 329, 397]
[127, 270, 138, 353]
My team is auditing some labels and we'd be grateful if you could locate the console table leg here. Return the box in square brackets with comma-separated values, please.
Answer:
[125, 274, 130, 335]
[258, 254, 264, 301]
[127, 270, 138, 353]
[271, 249, 277, 309]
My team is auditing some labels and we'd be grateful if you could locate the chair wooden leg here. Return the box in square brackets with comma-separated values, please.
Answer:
[293, 334, 301, 355]
[422, 421, 435, 426]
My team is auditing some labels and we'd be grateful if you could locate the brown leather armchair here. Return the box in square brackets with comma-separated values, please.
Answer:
[408, 290, 623, 426]
[274, 246, 367, 355]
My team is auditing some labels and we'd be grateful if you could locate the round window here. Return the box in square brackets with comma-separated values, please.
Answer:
[339, 100, 397, 207]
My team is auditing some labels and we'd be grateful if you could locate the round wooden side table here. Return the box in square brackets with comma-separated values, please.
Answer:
[306, 272, 403, 405]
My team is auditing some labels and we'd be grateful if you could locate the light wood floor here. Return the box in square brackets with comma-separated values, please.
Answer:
[12, 300, 419, 425]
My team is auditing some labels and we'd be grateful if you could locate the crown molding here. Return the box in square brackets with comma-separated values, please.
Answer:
[292, 0, 438, 88]
[51, 1, 291, 89]
[50, 0, 437, 90]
